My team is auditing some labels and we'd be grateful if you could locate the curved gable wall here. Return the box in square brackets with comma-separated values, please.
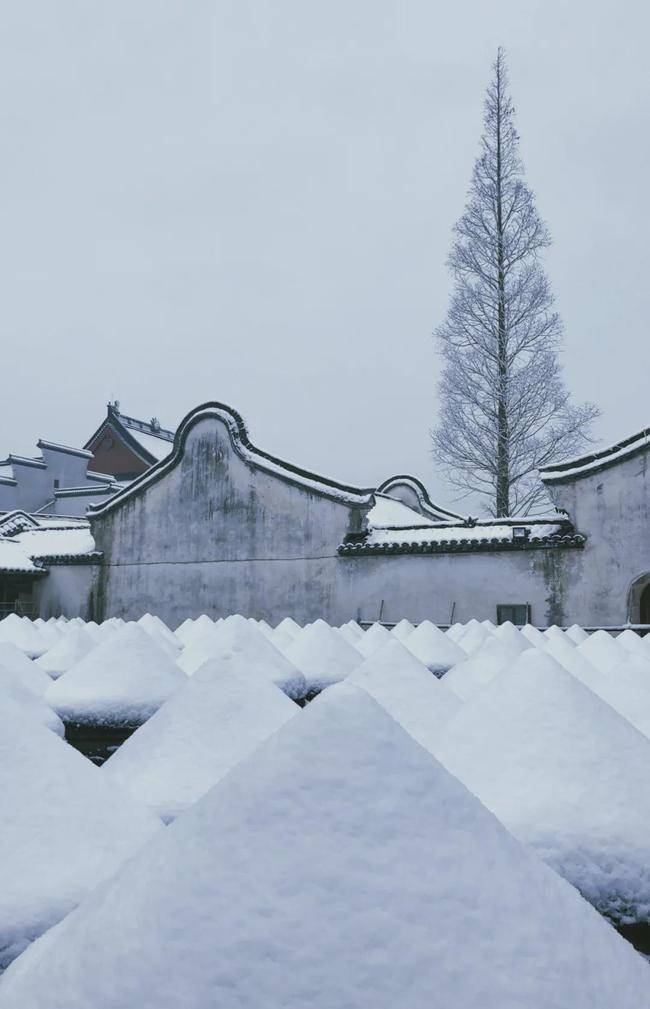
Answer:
[90, 406, 374, 623]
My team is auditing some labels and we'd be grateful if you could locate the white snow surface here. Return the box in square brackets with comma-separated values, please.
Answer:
[178, 617, 306, 699]
[0, 641, 52, 695]
[589, 655, 650, 739]
[434, 649, 650, 923]
[46, 624, 186, 726]
[103, 658, 297, 822]
[353, 621, 392, 657]
[402, 619, 465, 672]
[35, 628, 96, 680]
[442, 637, 519, 702]
[578, 630, 628, 674]
[349, 639, 462, 751]
[0, 615, 47, 658]
[390, 618, 415, 642]
[284, 619, 363, 691]
[2, 684, 648, 1008]
[0, 672, 65, 737]
[0, 718, 160, 968]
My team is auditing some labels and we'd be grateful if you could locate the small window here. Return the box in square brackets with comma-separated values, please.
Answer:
[53, 478, 60, 489]
[497, 603, 530, 626]
[512, 526, 528, 542]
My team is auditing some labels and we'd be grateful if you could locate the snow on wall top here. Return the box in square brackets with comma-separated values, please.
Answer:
[541, 427, 650, 483]
[88, 401, 377, 517]
[0, 513, 98, 572]
[345, 510, 583, 556]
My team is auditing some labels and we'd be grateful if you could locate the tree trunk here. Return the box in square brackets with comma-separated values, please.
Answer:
[495, 54, 510, 516]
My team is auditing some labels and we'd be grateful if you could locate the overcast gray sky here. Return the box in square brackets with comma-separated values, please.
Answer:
[1, 1, 648, 513]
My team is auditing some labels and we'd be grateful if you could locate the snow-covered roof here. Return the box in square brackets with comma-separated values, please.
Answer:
[84, 404, 176, 468]
[344, 510, 584, 556]
[541, 427, 650, 483]
[89, 402, 376, 517]
[0, 512, 100, 572]
[0, 539, 42, 574]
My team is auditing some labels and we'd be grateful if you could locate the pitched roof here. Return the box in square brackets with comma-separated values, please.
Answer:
[540, 428, 650, 484]
[84, 404, 175, 467]
[0, 512, 100, 572]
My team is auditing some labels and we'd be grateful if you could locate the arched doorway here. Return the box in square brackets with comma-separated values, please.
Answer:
[628, 574, 650, 627]
[641, 585, 650, 625]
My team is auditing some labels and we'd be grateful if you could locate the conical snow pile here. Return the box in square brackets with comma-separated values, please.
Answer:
[103, 659, 298, 822]
[589, 654, 650, 740]
[178, 618, 306, 699]
[35, 628, 96, 680]
[492, 621, 532, 653]
[565, 624, 589, 645]
[402, 620, 465, 675]
[616, 629, 647, 656]
[578, 630, 627, 674]
[542, 636, 606, 692]
[2, 685, 648, 1008]
[46, 624, 186, 727]
[0, 615, 47, 658]
[0, 670, 65, 737]
[391, 618, 415, 642]
[0, 641, 52, 696]
[0, 719, 160, 968]
[284, 619, 363, 692]
[349, 639, 461, 751]
[354, 622, 391, 658]
[435, 649, 650, 924]
[520, 624, 547, 648]
[442, 637, 519, 702]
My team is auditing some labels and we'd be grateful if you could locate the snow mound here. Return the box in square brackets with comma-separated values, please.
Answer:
[442, 637, 518, 701]
[391, 618, 415, 642]
[0, 615, 47, 658]
[589, 655, 650, 739]
[0, 671, 65, 737]
[616, 629, 647, 655]
[492, 621, 532, 653]
[35, 628, 96, 680]
[274, 616, 302, 639]
[2, 684, 648, 1008]
[520, 623, 547, 647]
[542, 636, 606, 691]
[402, 620, 465, 674]
[46, 625, 186, 726]
[137, 614, 181, 651]
[456, 620, 494, 655]
[103, 659, 297, 822]
[565, 623, 589, 644]
[284, 619, 362, 692]
[354, 622, 391, 658]
[0, 641, 52, 696]
[0, 718, 160, 968]
[578, 630, 627, 674]
[435, 649, 650, 924]
[349, 639, 461, 751]
[543, 625, 575, 646]
[178, 619, 305, 698]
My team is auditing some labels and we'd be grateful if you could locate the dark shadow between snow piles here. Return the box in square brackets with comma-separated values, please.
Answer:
[64, 723, 138, 766]
[616, 922, 650, 959]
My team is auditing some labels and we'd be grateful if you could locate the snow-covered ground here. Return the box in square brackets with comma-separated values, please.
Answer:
[0, 609, 650, 1004]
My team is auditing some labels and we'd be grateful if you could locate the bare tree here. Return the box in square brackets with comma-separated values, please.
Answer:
[432, 48, 598, 516]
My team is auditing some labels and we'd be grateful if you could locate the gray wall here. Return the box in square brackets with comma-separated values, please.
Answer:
[546, 447, 650, 625]
[89, 412, 586, 628]
[34, 564, 101, 620]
